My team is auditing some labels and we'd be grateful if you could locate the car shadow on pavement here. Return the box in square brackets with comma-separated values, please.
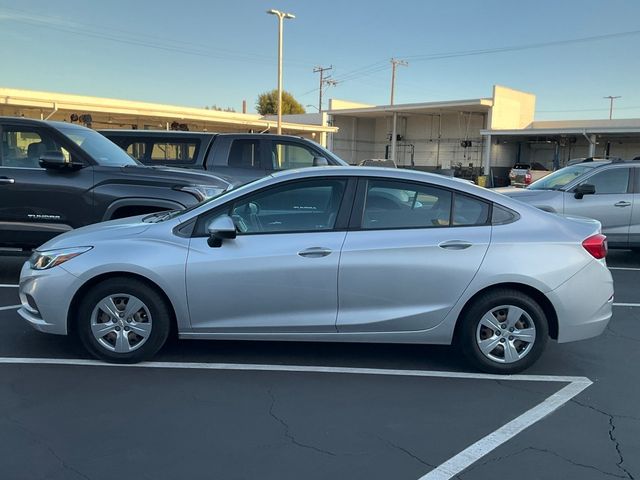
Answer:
[157, 338, 471, 372]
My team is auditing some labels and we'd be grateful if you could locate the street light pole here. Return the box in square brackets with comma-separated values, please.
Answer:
[267, 9, 295, 134]
[604, 95, 621, 120]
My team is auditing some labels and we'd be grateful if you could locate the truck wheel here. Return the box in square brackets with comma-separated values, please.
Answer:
[77, 278, 171, 363]
[457, 289, 548, 374]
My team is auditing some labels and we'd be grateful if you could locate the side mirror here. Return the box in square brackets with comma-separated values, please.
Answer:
[313, 156, 329, 166]
[574, 183, 596, 199]
[206, 215, 237, 247]
[39, 151, 82, 171]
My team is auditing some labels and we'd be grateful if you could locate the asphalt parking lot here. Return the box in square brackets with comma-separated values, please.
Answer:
[0, 251, 638, 480]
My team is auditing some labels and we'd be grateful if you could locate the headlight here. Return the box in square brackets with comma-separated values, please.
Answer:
[175, 185, 226, 202]
[29, 246, 93, 270]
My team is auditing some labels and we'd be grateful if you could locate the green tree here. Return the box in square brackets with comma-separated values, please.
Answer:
[256, 90, 306, 115]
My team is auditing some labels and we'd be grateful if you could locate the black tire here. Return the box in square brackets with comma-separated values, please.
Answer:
[457, 289, 549, 374]
[77, 277, 171, 363]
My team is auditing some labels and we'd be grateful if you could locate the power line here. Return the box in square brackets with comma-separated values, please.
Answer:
[297, 29, 640, 97]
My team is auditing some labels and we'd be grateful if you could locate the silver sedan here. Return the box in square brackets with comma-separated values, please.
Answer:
[18, 167, 614, 374]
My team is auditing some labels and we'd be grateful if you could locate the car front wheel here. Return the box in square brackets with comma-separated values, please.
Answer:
[77, 278, 171, 363]
[458, 289, 548, 374]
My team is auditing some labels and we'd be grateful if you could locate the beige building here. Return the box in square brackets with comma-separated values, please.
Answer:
[325, 85, 640, 184]
[0, 87, 337, 141]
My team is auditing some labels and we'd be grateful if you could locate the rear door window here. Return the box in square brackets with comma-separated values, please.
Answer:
[362, 180, 453, 229]
[149, 140, 198, 164]
[580, 168, 630, 194]
[228, 139, 261, 169]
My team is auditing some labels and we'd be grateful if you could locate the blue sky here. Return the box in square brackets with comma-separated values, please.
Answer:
[0, 0, 639, 119]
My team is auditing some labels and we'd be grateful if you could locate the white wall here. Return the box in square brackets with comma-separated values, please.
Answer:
[331, 112, 487, 168]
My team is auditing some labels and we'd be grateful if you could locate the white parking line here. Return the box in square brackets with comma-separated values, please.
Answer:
[0, 357, 590, 479]
[0, 284, 19, 288]
[419, 380, 591, 479]
[613, 302, 640, 307]
[609, 266, 640, 271]
[0, 305, 20, 311]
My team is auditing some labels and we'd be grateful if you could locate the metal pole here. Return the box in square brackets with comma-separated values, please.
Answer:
[391, 112, 398, 164]
[267, 10, 295, 134]
[390, 62, 396, 106]
[276, 15, 283, 134]
[314, 65, 335, 113]
[603, 95, 621, 120]
[390, 58, 408, 106]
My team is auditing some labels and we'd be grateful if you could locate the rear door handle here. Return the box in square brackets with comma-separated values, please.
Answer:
[614, 201, 631, 207]
[298, 247, 332, 258]
[438, 240, 473, 250]
[0, 177, 15, 185]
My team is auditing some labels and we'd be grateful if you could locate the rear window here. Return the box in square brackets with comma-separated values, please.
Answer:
[118, 138, 200, 164]
[512, 163, 530, 170]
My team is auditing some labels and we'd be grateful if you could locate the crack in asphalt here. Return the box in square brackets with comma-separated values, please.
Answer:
[454, 445, 627, 479]
[266, 389, 336, 457]
[1, 416, 92, 480]
[375, 435, 436, 468]
[571, 399, 636, 480]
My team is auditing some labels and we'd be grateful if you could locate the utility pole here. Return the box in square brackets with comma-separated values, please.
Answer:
[604, 95, 621, 120]
[313, 65, 335, 112]
[390, 58, 408, 106]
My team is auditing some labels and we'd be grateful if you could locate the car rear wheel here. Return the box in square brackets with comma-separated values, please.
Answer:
[77, 278, 171, 363]
[458, 289, 548, 374]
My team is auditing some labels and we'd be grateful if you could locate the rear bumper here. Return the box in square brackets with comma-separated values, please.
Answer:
[547, 260, 613, 343]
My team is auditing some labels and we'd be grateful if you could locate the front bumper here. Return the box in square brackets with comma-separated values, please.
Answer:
[17, 261, 79, 335]
[547, 259, 614, 343]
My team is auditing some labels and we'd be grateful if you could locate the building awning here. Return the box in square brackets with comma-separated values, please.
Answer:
[481, 119, 640, 137]
[327, 98, 493, 118]
[0, 87, 337, 134]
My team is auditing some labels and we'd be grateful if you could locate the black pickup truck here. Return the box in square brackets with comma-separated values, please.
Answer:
[0, 118, 230, 249]
[100, 130, 348, 185]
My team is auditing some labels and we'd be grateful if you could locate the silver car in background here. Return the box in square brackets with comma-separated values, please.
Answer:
[18, 167, 613, 374]
[500, 160, 640, 249]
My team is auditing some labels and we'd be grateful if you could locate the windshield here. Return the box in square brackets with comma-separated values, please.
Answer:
[59, 127, 141, 167]
[145, 175, 269, 222]
[527, 164, 596, 190]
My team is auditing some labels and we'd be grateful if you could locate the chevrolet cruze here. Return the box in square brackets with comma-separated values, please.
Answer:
[18, 167, 614, 373]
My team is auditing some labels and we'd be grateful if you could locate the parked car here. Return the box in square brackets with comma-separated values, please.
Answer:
[358, 158, 397, 167]
[100, 130, 347, 185]
[508, 162, 550, 187]
[18, 166, 612, 374]
[499, 159, 640, 249]
[0, 118, 230, 249]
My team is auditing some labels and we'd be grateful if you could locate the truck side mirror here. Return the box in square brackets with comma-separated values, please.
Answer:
[574, 184, 595, 199]
[313, 156, 329, 166]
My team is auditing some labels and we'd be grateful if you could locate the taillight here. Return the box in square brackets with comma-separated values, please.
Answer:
[582, 234, 608, 259]
[524, 172, 532, 184]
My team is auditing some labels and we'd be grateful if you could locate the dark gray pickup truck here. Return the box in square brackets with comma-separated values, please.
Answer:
[100, 130, 348, 185]
[0, 118, 230, 249]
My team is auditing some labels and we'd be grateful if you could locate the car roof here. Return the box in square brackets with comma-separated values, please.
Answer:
[0, 116, 90, 131]
[99, 129, 214, 137]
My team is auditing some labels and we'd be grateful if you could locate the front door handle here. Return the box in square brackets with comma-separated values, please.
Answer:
[0, 177, 15, 185]
[298, 247, 332, 258]
[439, 240, 473, 250]
[614, 201, 631, 207]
